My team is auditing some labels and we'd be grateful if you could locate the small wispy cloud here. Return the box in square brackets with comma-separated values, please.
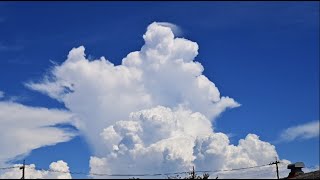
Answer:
[279, 120, 320, 142]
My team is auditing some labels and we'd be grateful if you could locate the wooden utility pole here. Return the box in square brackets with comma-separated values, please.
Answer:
[270, 158, 280, 179]
[20, 160, 25, 179]
[192, 166, 195, 179]
[276, 160, 280, 179]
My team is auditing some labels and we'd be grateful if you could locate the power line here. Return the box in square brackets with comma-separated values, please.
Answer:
[6, 160, 317, 178]
[26, 163, 275, 177]
[196, 163, 271, 174]
[0, 160, 28, 171]
[0, 166, 20, 170]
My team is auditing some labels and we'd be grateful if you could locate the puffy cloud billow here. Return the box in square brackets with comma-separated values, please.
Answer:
[89, 106, 288, 178]
[24, 22, 290, 178]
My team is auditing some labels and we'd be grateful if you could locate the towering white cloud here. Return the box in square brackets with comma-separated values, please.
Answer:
[26, 22, 240, 156]
[24, 22, 290, 178]
[280, 120, 320, 142]
[0, 100, 75, 166]
[0, 160, 72, 179]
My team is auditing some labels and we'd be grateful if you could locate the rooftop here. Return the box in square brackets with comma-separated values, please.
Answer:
[287, 170, 320, 179]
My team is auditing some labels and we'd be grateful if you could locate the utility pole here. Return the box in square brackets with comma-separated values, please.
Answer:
[269, 158, 280, 179]
[192, 166, 195, 179]
[20, 160, 25, 179]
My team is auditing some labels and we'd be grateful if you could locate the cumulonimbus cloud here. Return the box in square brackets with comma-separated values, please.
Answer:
[279, 120, 320, 142]
[26, 22, 240, 156]
[24, 22, 293, 178]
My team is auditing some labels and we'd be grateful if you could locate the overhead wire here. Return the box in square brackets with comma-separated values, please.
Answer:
[25, 162, 275, 177]
[6, 160, 316, 178]
[0, 166, 20, 170]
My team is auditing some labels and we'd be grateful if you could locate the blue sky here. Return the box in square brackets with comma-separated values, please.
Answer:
[0, 2, 319, 179]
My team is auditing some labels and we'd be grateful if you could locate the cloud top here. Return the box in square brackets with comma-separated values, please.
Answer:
[156, 22, 183, 36]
